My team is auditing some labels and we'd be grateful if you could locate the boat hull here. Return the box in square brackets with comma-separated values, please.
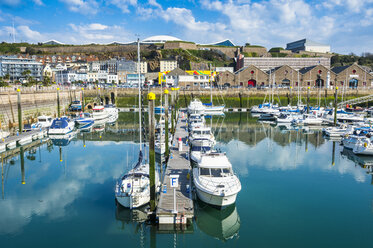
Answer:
[115, 194, 150, 209]
[195, 187, 238, 207]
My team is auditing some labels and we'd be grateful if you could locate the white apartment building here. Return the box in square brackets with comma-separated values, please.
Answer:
[108, 74, 118, 84]
[135, 61, 148, 73]
[87, 72, 98, 82]
[160, 59, 178, 72]
[89, 61, 100, 72]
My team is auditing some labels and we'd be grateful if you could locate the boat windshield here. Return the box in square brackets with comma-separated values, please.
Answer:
[50, 119, 68, 129]
[200, 168, 232, 177]
[191, 146, 211, 152]
[38, 118, 46, 122]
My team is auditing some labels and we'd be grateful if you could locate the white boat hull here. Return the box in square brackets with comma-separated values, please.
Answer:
[195, 187, 238, 207]
[116, 194, 150, 209]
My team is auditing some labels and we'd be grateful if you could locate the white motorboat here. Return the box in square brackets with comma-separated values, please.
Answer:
[276, 113, 302, 123]
[353, 138, 373, 155]
[342, 135, 364, 150]
[105, 104, 119, 118]
[48, 117, 75, 135]
[75, 113, 95, 126]
[193, 153, 241, 207]
[322, 126, 347, 137]
[292, 114, 323, 126]
[251, 103, 279, 114]
[115, 153, 160, 208]
[188, 117, 205, 131]
[189, 127, 215, 145]
[188, 99, 205, 115]
[31, 116, 53, 129]
[92, 106, 109, 120]
[190, 144, 213, 163]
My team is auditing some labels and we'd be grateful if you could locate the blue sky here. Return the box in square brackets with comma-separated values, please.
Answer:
[0, 0, 372, 54]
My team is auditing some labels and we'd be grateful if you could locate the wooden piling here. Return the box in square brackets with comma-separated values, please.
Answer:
[57, 88, 61, 118]
[148, 92, 156, 212]
[164, 89, 170, 158]
[17, 89, 22, 133]
[20, 147, 25, 185]
[307, 87, 310, 114]
[334, 87, 338, 126]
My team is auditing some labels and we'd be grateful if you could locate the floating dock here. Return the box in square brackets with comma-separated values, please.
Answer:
[1, 129, 47, 152]
[156, 111, 194, 229]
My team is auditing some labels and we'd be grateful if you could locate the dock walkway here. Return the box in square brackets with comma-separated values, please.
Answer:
[1, 129, 46, 151]
[157, 111, 194, 227]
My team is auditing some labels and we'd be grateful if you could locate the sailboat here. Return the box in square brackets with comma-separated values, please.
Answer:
[204, 70, 225, 115]
[115, 39, 160, 209]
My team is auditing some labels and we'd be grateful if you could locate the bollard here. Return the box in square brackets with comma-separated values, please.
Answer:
[178, 137, 182, 151]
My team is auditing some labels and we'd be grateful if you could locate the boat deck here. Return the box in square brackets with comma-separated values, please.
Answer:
[156, 111, 194, 228]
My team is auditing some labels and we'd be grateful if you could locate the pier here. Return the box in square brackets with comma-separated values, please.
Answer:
[156, 111, 194, 229]
[1, 129, 46, 152]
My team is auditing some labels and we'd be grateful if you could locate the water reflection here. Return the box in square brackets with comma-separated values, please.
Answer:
[195, 200, 240, 241]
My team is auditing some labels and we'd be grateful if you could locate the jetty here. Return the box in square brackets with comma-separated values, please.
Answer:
[1, 129, 46, 152]
[156, 111, 194, 229]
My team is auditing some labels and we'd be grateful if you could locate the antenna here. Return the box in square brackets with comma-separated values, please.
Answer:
[12, 19, 16, 43]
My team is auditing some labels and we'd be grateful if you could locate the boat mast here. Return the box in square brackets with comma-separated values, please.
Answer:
[210, 64, 212, 104]
[297, 71, 300, 106]
[137, 38, 142, 151]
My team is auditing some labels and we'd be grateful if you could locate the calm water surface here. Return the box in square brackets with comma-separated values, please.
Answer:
[1, 113, 373, 247]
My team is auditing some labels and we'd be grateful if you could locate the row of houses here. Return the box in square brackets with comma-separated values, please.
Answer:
[217, 64, 372, 88]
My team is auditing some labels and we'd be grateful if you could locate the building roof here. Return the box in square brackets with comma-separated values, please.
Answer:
[331, 65, 350, 74]
[42, 40, 64, 45]
[199, 39, 236, 47]
[142, 35, 181, 43]
[167, 68, 188, 76]
[299, 65, 317, 74]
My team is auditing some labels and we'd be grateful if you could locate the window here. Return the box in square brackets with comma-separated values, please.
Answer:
[211, 169, 222, 177]
[200, 168, 210, 176]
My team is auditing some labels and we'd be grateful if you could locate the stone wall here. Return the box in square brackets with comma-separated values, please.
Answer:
[164, 42, 197, 50]
[242, 46, 268, 56]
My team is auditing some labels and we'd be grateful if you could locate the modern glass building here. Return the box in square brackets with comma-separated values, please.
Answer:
[0, 56, 43, 81]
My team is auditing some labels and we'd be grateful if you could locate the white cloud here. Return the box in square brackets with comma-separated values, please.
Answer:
[109, 0, 137, 13]
[59, 0, 99, 15]
[33, 0, 43, 5]
[17, 25, 44, 42]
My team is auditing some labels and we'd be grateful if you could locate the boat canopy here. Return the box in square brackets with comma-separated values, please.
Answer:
[203, 102, 212, 106]
[50, 117, 70, 129]
[199, 154, 232, 168]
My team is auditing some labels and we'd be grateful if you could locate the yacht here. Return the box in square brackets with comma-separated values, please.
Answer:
[188, 99, 205, 115]
[92, 106, 109, 120]
[276, 113, 302, 123]
[353, 137, 373, 155]
[189, 127, 215, 145]
[69, 100, 82, 111]
[292, 114, 323, 126]
[75, 113, 95, 126]
[193, 153, 241, 207]
[322, 126, 348, 137]
[190, 143, 214, 163]
[105, 104, 119, 119]
[115, 153, 160, 208]
[48, 117, 75, 135]
[31, 115, 53, 129]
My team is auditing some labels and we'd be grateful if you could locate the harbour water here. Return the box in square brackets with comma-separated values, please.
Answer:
[1, 112, 373, 247]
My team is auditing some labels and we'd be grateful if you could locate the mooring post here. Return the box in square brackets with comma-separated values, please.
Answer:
[17, 89, 22, 133]
[307, 87, 310, 114]
[20, 147, 25, 185]
[334, 87, 338, 126]
[164, 89, 170, 158]
[332, 141, 336, 166]
[148, 92, 156, 212]
[81, 88, 85, 111]
[171, 88, 175, 135]
[57, 88, 61, 118]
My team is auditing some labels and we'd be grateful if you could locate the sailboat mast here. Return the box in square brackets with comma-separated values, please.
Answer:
[137, 38, 142, 151]
[297, 71, 300, 106]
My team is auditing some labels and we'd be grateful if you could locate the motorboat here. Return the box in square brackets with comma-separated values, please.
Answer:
[292, 114, 323, 126]
[250, 103, 279, 114]
[352, 137, 373, 155]
[31, 115, 53, 129]
[115, 152, 160, 208]
[188, 117, 205, 131]
[190, 144, 214, 163]
[276, 113, 302, 123]
[105, 104, 119, 118]
[193, 152, 241, 207]
[258, 113, 277, 122]
[189, 127, 215, 145]
[322, 126, 348, 137]
[92, 105, 109, 120]
[155, 106, 165, 114]
[188, 99, 205, 115]
[69, 100, 82, 111]
[48, 117, 75, 135]
[75, 112, 95, 126]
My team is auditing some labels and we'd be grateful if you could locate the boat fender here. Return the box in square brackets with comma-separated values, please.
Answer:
[364, 143, 368, 148]
[186, 172, 190, 180]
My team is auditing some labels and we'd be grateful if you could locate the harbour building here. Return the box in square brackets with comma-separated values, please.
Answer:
[286, 39, 331, 53]
[0, 56, 43, 81]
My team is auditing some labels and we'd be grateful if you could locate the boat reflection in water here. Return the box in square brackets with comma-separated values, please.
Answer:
[195, 199, 240, 241]
[49, 131, 77, 147]
[341, 147, 373, 177]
